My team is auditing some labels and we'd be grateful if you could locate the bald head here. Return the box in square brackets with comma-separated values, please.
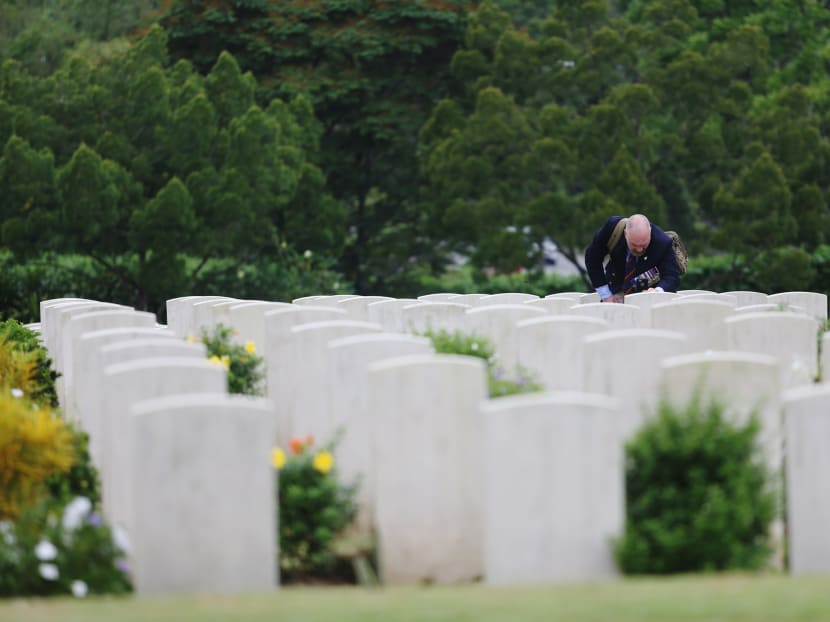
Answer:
[625, 214, 651, 256]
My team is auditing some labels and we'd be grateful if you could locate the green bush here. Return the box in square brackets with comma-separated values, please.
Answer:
[0, 319, 59, 408]
[198, 324, 265, 396]
[422, 329, 543, 397]
[0, 496, 131, 597]
[615, 394, 776, 574]
[272, 436, 358, 583]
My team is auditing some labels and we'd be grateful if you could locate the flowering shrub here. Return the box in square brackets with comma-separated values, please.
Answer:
[272, 435, 357, 582]
[0, 323, 123, 597]
[195, 324, 265, 395]
[0, 496, 131, 597]
[421, 329, 543, 397]
[0, 392, 76, 521]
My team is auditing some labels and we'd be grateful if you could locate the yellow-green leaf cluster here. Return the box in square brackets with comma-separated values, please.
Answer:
[0, 393, 76, 520]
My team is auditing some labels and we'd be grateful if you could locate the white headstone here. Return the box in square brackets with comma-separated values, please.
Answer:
[522, 298, 583, 314]
[623, 291, 679, 328]
[545, 292, 584, 300]
[783, 383, 830, 575]
[650, 299, 735, 351]
[368, 354, 488, 584]
[417, 293, 459, 302]
[366, 298, 418, 332]
[165, 296, 232, 338]
[81, 337, 207, 467]
[400, 301, 471, 335]
[277, 320, 382, 444]
[296, 294, 360, 307]
[263, 305, 348, 425]
[677, 289, 715, 296]
[679, 293, 737, 307]
[191, 298, 241, 336]
[326, 333, 434, 532]
[446, 293, 486, 306]
[128, 393, 275, 595]
[478, 292, 539, 306]
[767, 291, 827, 323]
[100, 357, 228, 529]
[516, 316, 609, 391]
[583, 328, 690, 440]
[227, 301, 293, 352]
[566, 302, 643, 330]
[733, 303, 806, 315]
[658, 351, 782, 472]
[336, 296, 395, 321]
[62, 310, 156, 417]
[722, 291, 769, 307]
[481, 392, 622, 584]
[725, 312, 821, 387]
[465, 304, 546, 372]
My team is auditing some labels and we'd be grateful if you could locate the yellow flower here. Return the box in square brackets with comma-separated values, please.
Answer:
[187, 334, 196, 344]
[220, 355, 230, 370]
[245, 341, 256, 355]
[312, 450, 334, 474]
[271, 447, 286, 470]
[208, 355, 222, 366]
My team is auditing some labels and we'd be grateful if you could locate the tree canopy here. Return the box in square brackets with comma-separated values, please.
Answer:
[2, 0, 830, 313]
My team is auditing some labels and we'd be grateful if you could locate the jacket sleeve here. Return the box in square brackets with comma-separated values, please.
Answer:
[584, 217, 618, 289]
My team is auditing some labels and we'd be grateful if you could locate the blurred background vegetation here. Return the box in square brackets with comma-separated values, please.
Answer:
[2, 0, 830, 322]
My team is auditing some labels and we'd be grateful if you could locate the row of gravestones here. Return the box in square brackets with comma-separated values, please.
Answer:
[35, 289, 830, 594]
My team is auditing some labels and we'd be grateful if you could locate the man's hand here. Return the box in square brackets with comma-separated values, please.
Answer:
[601, 293, 624, 303]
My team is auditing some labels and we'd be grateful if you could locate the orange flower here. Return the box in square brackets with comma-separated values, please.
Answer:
[289, 437, 303, 454]
[306, 434, 314, 447]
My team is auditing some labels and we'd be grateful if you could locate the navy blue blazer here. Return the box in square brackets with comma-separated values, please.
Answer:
[584, 216, 680, 294]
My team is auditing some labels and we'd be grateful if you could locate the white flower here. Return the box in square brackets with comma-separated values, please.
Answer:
[303, 249, 312, 259]
[10, 388, 23, 398]
[112, 525, 131, 553]
[70, 579, 88, 598]
[0, 521, 14, 545]
[35, 539, 58, 561]
[39, 563, 59, 581]
[61, 497, 92, 532]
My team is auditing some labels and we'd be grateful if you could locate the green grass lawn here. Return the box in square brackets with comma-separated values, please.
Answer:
[3, 573, 830, 622]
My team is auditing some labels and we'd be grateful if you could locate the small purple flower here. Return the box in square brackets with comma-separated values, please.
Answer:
[86, 512, 103, 527]
[115, 558, 130, 575]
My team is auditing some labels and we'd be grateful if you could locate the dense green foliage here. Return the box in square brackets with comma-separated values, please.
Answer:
[1, 25, 343, 316]
[1, 0, 830, 317]
[162, 0, 473, 294]
[419, 0, 830, 283]
[616, 395, 776, 574]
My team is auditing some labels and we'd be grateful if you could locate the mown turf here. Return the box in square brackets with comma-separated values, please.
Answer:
[3, 573, 830, 622]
